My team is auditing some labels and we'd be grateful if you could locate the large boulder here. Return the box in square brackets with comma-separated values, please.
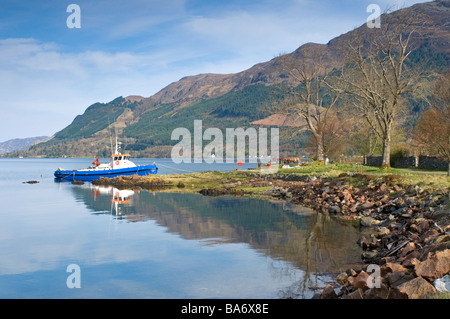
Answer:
[384, 270, 415, 288]
[397, 276, 437, 299]
[319, 284, 338, 299]
[352, 271, 371, 291]
[414, 249, 450, 281]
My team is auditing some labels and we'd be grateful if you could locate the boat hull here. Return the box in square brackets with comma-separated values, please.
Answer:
[54, 164, 158, 182]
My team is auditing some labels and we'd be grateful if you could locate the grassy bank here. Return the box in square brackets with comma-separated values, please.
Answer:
[92, 162, 449, 198]
[273, 162, 449, 190]
[162, 162, 449, 192]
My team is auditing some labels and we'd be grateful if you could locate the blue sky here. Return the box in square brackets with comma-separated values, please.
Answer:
[0, 0, 430, 141]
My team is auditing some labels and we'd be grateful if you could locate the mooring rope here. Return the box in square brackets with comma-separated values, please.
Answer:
[155, 162, 199, 174]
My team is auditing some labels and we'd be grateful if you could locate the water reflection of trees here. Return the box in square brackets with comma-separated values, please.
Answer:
[71, 185, 362, 297]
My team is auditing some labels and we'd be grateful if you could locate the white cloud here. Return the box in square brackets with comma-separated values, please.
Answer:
[0, 38, 178, 140]
[180, 4, 364, 69]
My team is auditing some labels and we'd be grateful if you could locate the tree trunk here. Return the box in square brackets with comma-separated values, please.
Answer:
[316, 141, 325, 162]
[381, 136, 391, 167]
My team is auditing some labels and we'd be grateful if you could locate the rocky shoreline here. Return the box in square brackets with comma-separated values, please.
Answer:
[90, 171, 449, 299]
[244, 173, 450, 299]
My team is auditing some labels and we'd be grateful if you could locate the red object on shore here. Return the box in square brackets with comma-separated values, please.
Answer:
[92, 157, 100, 166]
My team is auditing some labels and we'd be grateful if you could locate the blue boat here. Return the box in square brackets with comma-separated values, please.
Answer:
[54, 138, 158, 182]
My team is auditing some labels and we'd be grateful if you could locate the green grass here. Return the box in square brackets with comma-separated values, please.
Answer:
[161, 162, 449, 191]
[426, 292, 450, 299]
[117, 162, 448, 198]
[278, 162, 404, 176]
[274, 162, 449, 190]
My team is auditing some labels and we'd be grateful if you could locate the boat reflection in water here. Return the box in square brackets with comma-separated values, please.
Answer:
[69, 183, 363, 298]
[111, 188, 135, 216]
[88, 184, 135, 218]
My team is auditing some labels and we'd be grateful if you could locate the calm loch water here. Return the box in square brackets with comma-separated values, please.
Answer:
[0, 158, 363, 298]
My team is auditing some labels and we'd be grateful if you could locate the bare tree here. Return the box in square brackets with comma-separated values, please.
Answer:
[348, 117, 382, 157]
[413, 71, 450, 175]
[274, 45, 340, 161]
[332, 6, 428, 167]
[306, 109, 351, 161]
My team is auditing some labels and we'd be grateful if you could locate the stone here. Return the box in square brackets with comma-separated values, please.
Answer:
[352, 271, 370, 291]
[362, 201, 375, 209]
[347, 276, 355, 286]
[360, 216, 377, 227]
[343, 288, 364, 299]
[320, 284, 338, 299]
[342, 190, 352, 201]
[408, 233, 420, 242]
[380, 256, 396, 265]
[419, 242, 450, 261]
[328, 205, 341, 215]
[357, 236, 378, 250]
[420, 229, 439, 244]
[384, 270, 415, 288]
[380, 195, 390, 204]
[392, 207, 406, 215]
[346, 268, 358, 277]
[398, 250, 421, 264]
[414, 249, 450, 281]
[377, 227, 391, 237]
[397, 276, 437, 299]
[362, 251, 378, 260]
[402, 257, 420, 269]
[399, 242, 416, 257]
[381, 262, 407, 277]
[336, 272, 348, 285]
[431, 234, 450, 245]
[321, 186, 331, 194]
[363, 283, 391, 299]
[417, 219, 430, 233]
[387, 287, 408, 299]
[350, 205, 359, 213]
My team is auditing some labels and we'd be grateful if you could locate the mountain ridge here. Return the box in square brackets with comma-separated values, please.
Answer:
[133, 0, 450, 113]
[20, 0, 450, 158]
[0, 136, 50, 155]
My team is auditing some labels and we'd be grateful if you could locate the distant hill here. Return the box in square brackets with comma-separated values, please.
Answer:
[24, 0, 450, 158]
[0, 136, 49, 155]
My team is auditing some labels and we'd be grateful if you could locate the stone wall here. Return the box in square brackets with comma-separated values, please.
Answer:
[393, 156, 418, 168]
[364, 156, 383, 167]
[419, 155, 449, 171]
[364, 155, 448, 171]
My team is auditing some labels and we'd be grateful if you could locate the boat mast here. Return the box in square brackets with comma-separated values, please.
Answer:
[112, 135, 121, 169]
[114, 135, 119, 155]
